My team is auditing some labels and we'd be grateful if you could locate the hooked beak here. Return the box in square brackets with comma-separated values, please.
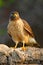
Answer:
[10, 13, 16, 20]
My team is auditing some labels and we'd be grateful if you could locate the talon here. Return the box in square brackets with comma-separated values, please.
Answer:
[22, 47, 27, 51]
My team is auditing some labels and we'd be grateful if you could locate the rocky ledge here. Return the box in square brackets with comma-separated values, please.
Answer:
[0, 44, 43, 65]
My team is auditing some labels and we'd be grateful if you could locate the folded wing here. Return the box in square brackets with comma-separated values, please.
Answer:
[23, 19, 34, 37]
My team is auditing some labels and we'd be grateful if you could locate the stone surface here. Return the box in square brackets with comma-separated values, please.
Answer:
[0, 44, 43, 65]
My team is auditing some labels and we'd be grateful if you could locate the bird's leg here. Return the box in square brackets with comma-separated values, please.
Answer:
[10, 41, 18, 49]
[22, 41, 27, 51]
[14, 41, 18, 49]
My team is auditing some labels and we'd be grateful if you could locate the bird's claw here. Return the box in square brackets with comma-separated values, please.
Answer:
[21, 47, 27, 51]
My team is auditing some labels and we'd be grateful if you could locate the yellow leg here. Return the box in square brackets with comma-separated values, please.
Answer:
[15, 42, 18, 48]
[22, 41, 27, 51]
[10, 42, 18, 49]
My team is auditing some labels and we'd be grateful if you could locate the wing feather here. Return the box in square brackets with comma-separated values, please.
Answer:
[23, 19, 34, 37]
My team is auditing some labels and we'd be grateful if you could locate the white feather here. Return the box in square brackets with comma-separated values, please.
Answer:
[29, 37, 37, 44]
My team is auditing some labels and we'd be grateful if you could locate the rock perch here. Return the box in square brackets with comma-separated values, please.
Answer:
[0, 44, 43, 65]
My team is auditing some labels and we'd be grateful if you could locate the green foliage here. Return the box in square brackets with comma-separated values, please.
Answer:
[0, 29, 6, 36]
[9, 0, 15, 3]
[0, 0, 15, 8]
[0, 0, 4, 7]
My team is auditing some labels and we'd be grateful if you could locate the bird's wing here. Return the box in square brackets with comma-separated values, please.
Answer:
[23, 19, 34, 37]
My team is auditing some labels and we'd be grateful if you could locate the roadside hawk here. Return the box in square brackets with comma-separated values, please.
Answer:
[7, 11, 40, 50]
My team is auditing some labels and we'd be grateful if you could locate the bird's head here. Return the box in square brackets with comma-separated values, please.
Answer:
[10, 11, 20, 21]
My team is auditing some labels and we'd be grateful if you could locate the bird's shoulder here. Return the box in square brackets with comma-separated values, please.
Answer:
[22, 19, 34, 37]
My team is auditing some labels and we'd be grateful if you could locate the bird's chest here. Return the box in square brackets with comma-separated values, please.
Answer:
[15, 20, 23, 33]
[10, 19, 24, 37]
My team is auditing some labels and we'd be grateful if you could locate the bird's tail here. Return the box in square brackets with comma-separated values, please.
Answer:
[28, 37, 40, 47]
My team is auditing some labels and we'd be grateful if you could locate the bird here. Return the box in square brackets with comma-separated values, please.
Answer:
[7, 11, 40, 51]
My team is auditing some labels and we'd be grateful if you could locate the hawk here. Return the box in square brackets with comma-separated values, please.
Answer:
[7, 11, 40, 50]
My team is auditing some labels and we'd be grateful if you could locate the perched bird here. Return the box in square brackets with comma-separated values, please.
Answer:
[7, 11, 40, 50]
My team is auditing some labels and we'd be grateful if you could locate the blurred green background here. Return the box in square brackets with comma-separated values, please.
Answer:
[0, 0, 43, 47]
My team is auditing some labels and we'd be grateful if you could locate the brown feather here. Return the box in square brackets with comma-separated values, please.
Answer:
[23, 19, 34, 37]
